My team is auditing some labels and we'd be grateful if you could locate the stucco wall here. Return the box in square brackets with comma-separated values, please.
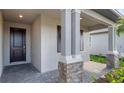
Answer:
[31, 15, 42, 72]
[31, 13, 59, 73]
[3, 22, 31, 66]
[41, 13, 59, 73]
[0, 11, 3, 77]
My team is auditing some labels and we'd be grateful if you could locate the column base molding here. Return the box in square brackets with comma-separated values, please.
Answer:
[59, 55, 83, 64]
[107, 50, 119, 55]
[58, 61, 83, 83]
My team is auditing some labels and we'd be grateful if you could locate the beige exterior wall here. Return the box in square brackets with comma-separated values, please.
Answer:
[3, 22, 31, 66]
[31, 13, 59, 73]
[0, 11, 3, 77]
[31, 15, 42, 72]
[41, 13, 59, 73]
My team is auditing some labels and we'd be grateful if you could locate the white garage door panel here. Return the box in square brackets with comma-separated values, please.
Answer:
[90, 33, 108, 55]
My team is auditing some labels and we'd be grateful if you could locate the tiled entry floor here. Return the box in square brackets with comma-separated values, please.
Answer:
[0, 64, 59, 83]
[0, 62, 110, 83]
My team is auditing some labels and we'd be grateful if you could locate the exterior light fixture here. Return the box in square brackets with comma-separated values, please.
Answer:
[19, 14, 23, 18]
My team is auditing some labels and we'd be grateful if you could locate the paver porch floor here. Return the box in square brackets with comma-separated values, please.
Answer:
[0, 61, 110, 83]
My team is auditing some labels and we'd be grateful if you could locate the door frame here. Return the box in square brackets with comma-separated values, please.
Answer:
[3, 22, 31, 66]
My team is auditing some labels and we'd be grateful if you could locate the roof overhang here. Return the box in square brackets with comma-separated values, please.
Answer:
[92, 9, 122, 23]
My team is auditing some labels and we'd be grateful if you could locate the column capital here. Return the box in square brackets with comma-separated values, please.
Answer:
[71, 9, 81, 14]
[108, 26, 112, 28]
[108, 26, 115, 30]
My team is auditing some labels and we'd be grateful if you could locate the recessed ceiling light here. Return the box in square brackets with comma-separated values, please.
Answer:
[19, 14, 23, 18]
[80, 18, 83, 20]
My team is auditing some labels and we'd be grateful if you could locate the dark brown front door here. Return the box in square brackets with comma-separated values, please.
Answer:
[10, 27, 26, 63]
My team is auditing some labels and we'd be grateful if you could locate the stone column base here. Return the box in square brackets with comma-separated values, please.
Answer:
[58, 61, 83, 83]
[106, 53, 119, 69]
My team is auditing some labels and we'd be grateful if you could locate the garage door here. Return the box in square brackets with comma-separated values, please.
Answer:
[90, 32, 108, 55]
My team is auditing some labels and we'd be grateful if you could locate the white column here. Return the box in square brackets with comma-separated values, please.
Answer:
[71, 9, 82, 59]
[60, 9, 72, 62]
[108, 26, 114, 51]
[107, 26, 119, 68]
[82, 31, 90, 62]
[58, 9, 83, 83]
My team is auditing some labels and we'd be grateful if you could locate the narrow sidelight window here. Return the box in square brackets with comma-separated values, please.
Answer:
[57, 25, 61, 52]
[80, 30, 83, 51]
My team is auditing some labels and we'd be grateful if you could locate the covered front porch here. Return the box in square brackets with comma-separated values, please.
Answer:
[0, 61, 109, 83]
[0, 9, 120, 83]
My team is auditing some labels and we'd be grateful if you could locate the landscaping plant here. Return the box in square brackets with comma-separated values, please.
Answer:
[90, 55, 107, 64]
[104, 67, 124, 83]
[119, 57, 124, 67]
[116, 17, 124, 36]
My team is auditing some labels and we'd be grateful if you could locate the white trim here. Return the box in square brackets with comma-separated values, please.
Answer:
[59, 55, 83, 64]
[90, 28, 108, 34]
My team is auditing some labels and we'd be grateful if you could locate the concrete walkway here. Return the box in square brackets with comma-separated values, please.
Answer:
[83, 61, 110, 83]
[0, 62, 110, 83]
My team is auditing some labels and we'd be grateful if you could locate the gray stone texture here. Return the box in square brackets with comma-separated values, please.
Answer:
[58, 61, 83, 83]
[106, 54, 119, 68]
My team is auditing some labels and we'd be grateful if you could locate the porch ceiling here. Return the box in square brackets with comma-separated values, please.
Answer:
[2, 9, 60, 24]
[2, 9, 108, 30]
[80, 11, 108, 31]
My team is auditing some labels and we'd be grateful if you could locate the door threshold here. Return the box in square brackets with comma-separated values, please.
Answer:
[9, 61, 30, 66]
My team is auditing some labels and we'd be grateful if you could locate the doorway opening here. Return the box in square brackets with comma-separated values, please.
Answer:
[10, 27, 26, 63]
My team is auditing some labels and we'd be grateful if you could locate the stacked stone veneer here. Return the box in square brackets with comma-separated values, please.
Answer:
[106, 54, 119, 68]
[58, 61, 83, 83]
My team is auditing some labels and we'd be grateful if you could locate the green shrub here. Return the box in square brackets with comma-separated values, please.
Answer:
[90, 55, 107, 64]
[119, 57, 124, 67]
[93, 57, 124, 83]
[105, 67, 124, 83]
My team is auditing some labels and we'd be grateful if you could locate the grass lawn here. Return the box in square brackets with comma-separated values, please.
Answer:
[90, 55, 107, 64]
